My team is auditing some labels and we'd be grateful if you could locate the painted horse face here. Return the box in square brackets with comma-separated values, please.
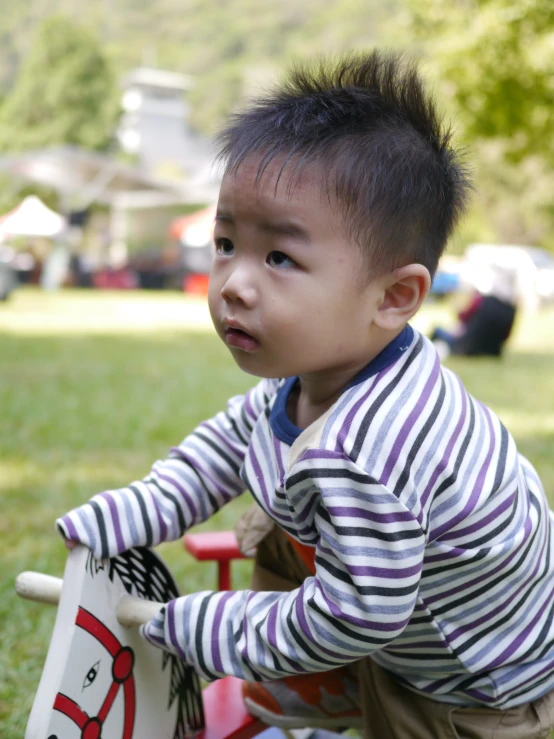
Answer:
[29, 547, 203, 739]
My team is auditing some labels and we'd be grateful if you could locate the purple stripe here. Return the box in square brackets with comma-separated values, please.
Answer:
[295, 582, 317, 642]
[438, 488, 516, 542]
[157, 471, 199, 520]
[431, 404, 496, 541]
[211, 592, 235, 673]
[381, 355, 441, 485]
[243, 392, 256, 421]
[294, 583, 358, 660]
[301, 448, 350, 462]
[486, 574, 553, 669]
[420, 375, 468, 511]
[314, 581, 411, 633]
[167, 600, 186, 659]
[326, 505, 415, 524]
[271, 432, 285, 482]
[292, 492, 320, 524]
[460, 652, 554, 704]
[498, 656, 554, 699]
[389, 637, 449, 650]
[445, 523, 542, 640]
[347, 561, 422, 579]
[201, 424, 245, 459]
[146, 489, 168, 543]
[99, 492, 125, 552]
[146, 632, 167, 647]
[248, 449, 271, 509]
[318, 542, 422, 579]
[62, 516, 79, 540]
[161, 449, 236, 503]
[424, 517, 532, 607]
[267, 600, 278, 650]
[424, 545, 468, 564]
[171, 446, 239, 493]
[334, 370, 389, 451]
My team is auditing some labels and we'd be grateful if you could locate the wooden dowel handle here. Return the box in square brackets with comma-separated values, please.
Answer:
[116, 595, 164, 627]
[15, 572, 63, 605]
[15, 571, 165, 627]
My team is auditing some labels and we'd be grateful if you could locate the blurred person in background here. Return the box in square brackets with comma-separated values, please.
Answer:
[431, 264, 518, 358]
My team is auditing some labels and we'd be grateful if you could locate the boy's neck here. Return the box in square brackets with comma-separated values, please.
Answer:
[288, 329, 402, 430]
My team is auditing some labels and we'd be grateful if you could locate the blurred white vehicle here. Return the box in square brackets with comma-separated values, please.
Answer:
[460, 244, 554, 310]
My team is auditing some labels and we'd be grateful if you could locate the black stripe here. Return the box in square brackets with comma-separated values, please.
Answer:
[456, 517, 552, 659]
[90, 499, 109, 558]
[316, 554, 420, 597]
[145, 476, 187, 535]
[507, 668, 554, 705]
[287, 466, 380, 489]
[252, 616, 298, 674]
[351, 337, 424, 462]
[424, 547, 489, 576]
[409, 614, 434, 625]
[428, 400, 476, 514]
[318, 506, 422, 542]
[308, 596, 396, 646]
[232, 620, 263, 680]
[129, 484, 153, 547]
[228, 410, 250, 445]
[491, 422, 509, 493]
[194, 597, 220, 680]
[383, 649, 458, 661]
[393, 375, 446, 499]
[285, 609, 339, 668]
[457, 487, 518, 550]
[431, 505, 541, 620]
[194, 429, 242, 475]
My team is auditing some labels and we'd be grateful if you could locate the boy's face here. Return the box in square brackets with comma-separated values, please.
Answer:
[208, 160, 390, 384]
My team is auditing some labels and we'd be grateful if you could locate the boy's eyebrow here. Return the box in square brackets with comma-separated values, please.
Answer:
[216, 210, 311, 244]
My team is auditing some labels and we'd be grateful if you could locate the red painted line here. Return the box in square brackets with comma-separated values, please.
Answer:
[122, 677, 136, 739]
[97, 680, 120, 723]
[76, 607, 121, 657]
[53, 693, 89, 729]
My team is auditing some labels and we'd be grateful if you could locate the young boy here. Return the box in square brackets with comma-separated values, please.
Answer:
[57, 52, 554, 738]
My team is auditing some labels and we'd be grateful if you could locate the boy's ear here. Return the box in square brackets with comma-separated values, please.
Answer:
[374, 264, 431, 331]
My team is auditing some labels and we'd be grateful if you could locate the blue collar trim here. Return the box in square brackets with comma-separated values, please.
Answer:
[269, 324, 414, 445]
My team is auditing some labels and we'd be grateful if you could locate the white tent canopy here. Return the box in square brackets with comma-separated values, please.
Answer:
[0, 195, 67, 239]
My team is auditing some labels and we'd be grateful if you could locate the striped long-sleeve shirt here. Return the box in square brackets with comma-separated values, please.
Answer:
[56, 325, 554, 709]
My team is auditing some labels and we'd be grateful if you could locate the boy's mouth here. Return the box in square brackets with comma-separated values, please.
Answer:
[224, 326, 260, 352]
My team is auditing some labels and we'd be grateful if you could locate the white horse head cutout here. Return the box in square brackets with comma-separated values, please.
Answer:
[21, 546, 204, 739]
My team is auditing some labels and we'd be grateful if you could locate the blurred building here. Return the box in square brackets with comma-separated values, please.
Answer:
[117, 67, 214, 184]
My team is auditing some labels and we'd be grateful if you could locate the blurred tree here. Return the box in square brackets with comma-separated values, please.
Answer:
[399, 0, 554, 250]
[402, 0, 554, 164]
[0, 15, 119, 152]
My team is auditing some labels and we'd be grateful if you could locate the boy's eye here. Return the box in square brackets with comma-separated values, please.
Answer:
[215, 238, 234, 256]
[267, 251, 295, 269]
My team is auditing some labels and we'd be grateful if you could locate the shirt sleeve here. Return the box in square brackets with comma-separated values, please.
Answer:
[142, 451, 426, 681]
[55, 378, 279, 560]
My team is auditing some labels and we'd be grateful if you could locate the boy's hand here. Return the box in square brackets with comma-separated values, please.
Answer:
[64, 539, 78, 550]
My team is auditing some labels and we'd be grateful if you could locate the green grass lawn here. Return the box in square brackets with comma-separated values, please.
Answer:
[1, 288, 553, 737]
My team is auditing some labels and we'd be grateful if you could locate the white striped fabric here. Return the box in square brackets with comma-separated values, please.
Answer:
[56, 328, 554, 708]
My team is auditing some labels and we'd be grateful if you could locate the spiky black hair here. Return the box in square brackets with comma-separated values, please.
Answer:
[216, 50, 472, 276]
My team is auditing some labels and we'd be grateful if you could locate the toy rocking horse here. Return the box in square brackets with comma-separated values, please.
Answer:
[16, 544, 267, 739]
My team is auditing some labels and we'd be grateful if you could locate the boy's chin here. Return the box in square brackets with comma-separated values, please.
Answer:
[227, 349, 283, 379]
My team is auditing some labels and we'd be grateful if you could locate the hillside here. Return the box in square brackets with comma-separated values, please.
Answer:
[0, 0, 395, 133]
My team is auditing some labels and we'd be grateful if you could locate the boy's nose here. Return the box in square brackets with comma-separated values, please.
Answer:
[220, 269, 257, 308]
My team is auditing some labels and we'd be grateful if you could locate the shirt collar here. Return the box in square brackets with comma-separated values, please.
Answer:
[270, 324, 415, 445]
